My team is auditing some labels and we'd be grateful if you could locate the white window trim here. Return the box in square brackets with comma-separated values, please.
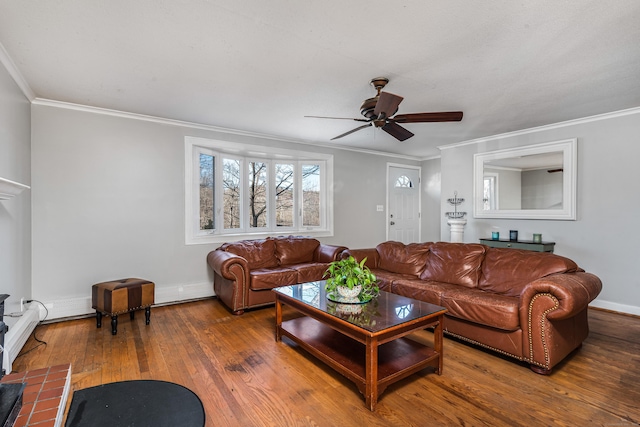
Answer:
[185, 136, 334, 245]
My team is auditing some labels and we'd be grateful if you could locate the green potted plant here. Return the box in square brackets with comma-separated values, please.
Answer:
[323, 256, 379, 302]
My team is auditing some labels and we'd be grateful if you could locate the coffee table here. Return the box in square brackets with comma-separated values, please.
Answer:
[273, 281, 446, 410]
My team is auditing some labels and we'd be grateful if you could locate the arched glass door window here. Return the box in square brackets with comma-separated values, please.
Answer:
[395, 175, 413, 188]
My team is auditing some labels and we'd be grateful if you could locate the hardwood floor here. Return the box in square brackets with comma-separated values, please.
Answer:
[11, 299, 640, 426]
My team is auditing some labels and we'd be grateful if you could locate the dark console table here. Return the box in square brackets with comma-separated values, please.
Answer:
[480, 238, 555, 253]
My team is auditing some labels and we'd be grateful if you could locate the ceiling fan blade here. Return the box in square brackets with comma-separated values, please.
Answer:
[381, 122, 414, 142]
[330, 123, 372, 140]
[374, 92, 403, 118]
[305, 115, 370, 122]
[392, 111, 463, 123]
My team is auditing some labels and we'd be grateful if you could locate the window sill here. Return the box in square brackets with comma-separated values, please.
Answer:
[186, 229, 334, 245]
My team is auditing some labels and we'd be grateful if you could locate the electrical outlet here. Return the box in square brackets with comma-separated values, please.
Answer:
[20, 297, 25, 312]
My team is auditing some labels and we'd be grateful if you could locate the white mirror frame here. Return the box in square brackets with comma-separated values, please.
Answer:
[473, 139, 577, 220]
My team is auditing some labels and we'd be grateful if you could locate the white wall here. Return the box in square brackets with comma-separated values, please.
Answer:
[439, 109, 640, 315]
[30, 104, 418, 318]
[0, 61, 31, 315]
[421, 157, 441, 242]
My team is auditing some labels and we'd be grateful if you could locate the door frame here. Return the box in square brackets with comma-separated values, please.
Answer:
[386, 163, 422, 242]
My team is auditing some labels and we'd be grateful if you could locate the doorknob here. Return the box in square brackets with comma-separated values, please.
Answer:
[390, 221, 395, 225]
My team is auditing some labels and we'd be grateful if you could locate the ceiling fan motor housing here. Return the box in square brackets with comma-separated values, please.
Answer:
[360, 97, 398, 121]
[360, 97, 378, 119]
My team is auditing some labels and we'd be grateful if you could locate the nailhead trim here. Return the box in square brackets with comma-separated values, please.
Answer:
[528, 292, 558, 370]
[107, 305, 152, 316]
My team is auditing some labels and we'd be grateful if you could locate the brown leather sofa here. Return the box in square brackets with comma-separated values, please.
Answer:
[207, 236, 346, 315]
[345, 241, 602, 374]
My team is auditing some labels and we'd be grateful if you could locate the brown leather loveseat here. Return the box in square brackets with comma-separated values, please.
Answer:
[345, 241, 602, 374]
[207, 236, 346, 315]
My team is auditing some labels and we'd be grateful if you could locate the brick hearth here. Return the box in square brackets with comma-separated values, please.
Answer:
[1, 364, 71, 427]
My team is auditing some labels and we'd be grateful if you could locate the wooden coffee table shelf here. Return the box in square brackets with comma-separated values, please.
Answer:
[274, 282, 446, 410]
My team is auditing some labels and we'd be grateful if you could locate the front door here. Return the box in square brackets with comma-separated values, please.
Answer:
[387, 165, 421, 244]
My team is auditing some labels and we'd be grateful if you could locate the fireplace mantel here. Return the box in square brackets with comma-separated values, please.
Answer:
[0, 177, 30, 200]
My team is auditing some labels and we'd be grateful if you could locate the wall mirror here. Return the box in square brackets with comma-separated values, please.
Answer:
[473, 139, 577, 220]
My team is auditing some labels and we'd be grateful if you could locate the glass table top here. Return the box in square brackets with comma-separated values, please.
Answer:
[273, 281, 446, 332]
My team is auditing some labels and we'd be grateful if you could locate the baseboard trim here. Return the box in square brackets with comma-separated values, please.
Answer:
[37, 282, 214, 321]
[589, 300, 640, 317]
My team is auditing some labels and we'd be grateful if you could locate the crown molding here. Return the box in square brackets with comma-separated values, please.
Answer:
[32, 98, 422, 161]
[0, 41, 35, 101]
[438, 106, 640, 151]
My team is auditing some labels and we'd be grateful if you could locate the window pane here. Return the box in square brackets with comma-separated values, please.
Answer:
[302, 164, 320, 227]
[223, 158, 241, 229]
[249, 161, 268, 228]
[275, 163, 294, 227]
[199, 153, 215, 230]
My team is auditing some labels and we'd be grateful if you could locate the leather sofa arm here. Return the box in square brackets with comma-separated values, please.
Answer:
[206, 250, 249, 284]
[315, 244, 348, 263]
[342, 248, 380, 269]
[520, 272, 602, 320]
[519, 271, 602, 372]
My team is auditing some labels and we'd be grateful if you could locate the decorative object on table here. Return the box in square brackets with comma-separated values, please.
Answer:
[446, 191, 467, 243]
[324, 256, 379, 303]
[65, 380, 205, 427]
[533, 233, 542, 243]
[509, 230, 518, 241]
[491, 231, 500, 240]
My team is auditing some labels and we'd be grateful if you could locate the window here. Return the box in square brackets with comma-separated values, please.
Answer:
[394, 175, 413, 188]
[275, 163, 294, 227]
[185, 137, 333, 244]
[223, 157, 241, 230]
[302, 164, 321, 227]
[199, 153, 214, 230]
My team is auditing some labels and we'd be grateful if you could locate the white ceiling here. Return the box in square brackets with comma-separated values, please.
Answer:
[1, 1, 639, 158]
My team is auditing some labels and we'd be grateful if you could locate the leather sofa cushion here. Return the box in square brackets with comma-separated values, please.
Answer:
[250, 267, 298, 291]
[370, 269, 417, 292]
[288, 262, 329, 283]
[479, 248, 579, 297]
[440, 287, 520, 331]
[376, 241, 431, 276]
[275, 236, 320, 265]
[420, 243, 486, 288]
[221, 238, 278, 270]
[390, 279, 460, 306]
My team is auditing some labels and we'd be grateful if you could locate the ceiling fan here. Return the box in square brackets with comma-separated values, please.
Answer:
[306, 77, 463, 142]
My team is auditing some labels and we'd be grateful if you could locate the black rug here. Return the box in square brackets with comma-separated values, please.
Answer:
[65, 380, 205, 427]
